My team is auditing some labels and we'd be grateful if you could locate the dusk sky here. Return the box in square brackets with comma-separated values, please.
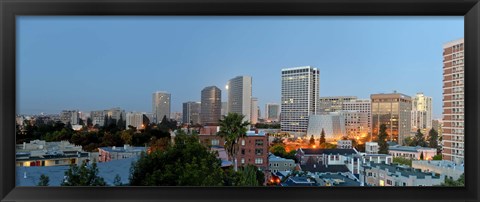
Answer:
[17, 16, 463, 119]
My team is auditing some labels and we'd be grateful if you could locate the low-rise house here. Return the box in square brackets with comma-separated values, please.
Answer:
[268, 154, 296, 173]
[337, 140, 353, 149]
[317, 173, 361, 186]
[296, 148, 358, 166]
[412, 160, 464, 180]
[388, 145, 437, 160]
[280, 176, 316, 186]
[361, 162, 443, 186]
[98, 145, 146, 162]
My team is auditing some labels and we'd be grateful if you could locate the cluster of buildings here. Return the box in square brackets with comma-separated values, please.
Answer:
[16, 38, 464, 186]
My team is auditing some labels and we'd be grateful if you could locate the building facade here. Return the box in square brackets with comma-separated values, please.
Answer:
[281, 66, 319, 135]
[361, 162, 443, 186]
[442, 38, 465, 164]
[388, 145, 437, 160]
[126, 112, 149, 129]
[371, 93, 412, 145]
[338, 110, 369, 139]
[182, 101, 201, 125]
[342, 99, 371, 134]
[60, 110, 79, 125]
[152, 91, 171, 123]
[411, 92, 433, 132]
[265, 103, 280, 122]
[307, 113, 346, 142]
[227, 76, 252, 123]
[98, 145, 146, 162]
[251, 97, 259, 125]
[318, 96, 357, 113]
[200, 86, 222, 125]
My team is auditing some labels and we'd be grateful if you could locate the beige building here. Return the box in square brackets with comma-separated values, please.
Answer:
[16, 140, 91, 167]
[411, 92, 433, 133]
[200, 86, 222, 125]
[371, 92, 412, 145]
[362, 162, 443, 186]
[442, 38, 465, 164]
[152, 91, 171, 123]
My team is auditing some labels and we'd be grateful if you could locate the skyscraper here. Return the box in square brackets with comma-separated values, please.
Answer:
[281, 66, 319, 135]
[152, 91, 171, 123]
[318, 96, 357, 113]
[411, 92, 433, 132]
[251, 97, 258, 125]
[442, 38, 464, 164]
[265, 103, 280, 122]
[371, 92, 412, 145]
[200, 86, 221, 125]
[183, 101, 201, 125]
[226, 76, 252, 123]
[342, 99, 372, 134]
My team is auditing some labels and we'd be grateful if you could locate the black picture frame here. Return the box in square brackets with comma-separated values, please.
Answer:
[1, 0, 479, 201]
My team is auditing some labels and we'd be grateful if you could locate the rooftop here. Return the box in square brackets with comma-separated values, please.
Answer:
[299, 148, 358, 156]
[280, 176, 316, 187]
[99, 146, 146, 153]
[388, 145, 436, 152]
[300, 164, 350, 173]
[367, 162, 441, 179]
[319, 173, 361, 187]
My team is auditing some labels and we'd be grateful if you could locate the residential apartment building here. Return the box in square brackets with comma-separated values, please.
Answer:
[269, 154, 296, 173]
[152, 91, 171, 123]
[227, 76, 252, 123]
[98, 145, 146, 162]
[442, 38, 465, 164]
[338, 110, 369, 139]
[281, 66, 319, 135]
[90, 107, 126, 127]
[59, 110, 79, 125]
[411, 92, 433, 132]
[388, 145, 437, 160]
[361, 162, 443, 186]
[182, 101, 201, 125]
[200, 86, 221, 125]
[16, 140, 91, 167]
[411, 160, 464, 180]
[371, 92, 412, 145]
[126, 112, 150, 129]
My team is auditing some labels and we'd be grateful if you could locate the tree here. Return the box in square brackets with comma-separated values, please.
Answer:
[414, 129, 427, 147]
[441, 173, 464, 187]
[428, 128, 439, 148]
[378, 124, 389, 154]
[217, 113, 250, 172]
[393, 157, 412, 167]
[87, 118, 93, 128]
[129, 133, 224, 186]
[432, 154, 442, 160]
[37, 174, 49, 186]
[117, 113, 125, 130]
[113, 174, 122, 186]
[309, 135, 315, 146]
[319, 128, 326, 145]
[61, 161, 106, 186]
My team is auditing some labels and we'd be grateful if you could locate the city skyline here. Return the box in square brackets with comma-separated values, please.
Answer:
[17, 16, 464, 118]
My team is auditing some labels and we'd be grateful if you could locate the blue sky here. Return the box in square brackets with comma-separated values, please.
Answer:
[17, 16, 463, 119]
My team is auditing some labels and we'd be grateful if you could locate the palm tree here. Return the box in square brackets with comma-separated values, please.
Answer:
[217, 112, 250, 171]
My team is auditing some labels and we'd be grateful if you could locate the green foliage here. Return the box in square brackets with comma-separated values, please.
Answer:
[428, 128, 439, 148]
[37, 174, 49, 186]
[319, 128, 326, 145]
[61, 161, 106, 186]
[113, 174, 122, 186]
[269, 144, 297, 162]
[309, 135, 315, 145]
[414, 129, 428, 147]
[432, 154, 442, 160]
[441, 173, 464, 186]
[378, 124, 389, 154]
[129, 133, 224, 186]
[254, 123, 280, 129]
[217, 113, 250, 171]
[392, 157, 412, 167]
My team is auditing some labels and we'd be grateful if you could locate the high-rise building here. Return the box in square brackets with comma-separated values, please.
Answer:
[126, 112, 149, 129]
[152, 91, 171, 123]
[183, 101, 201, 125]
[221, 102, 228, 116]
[318, 96, 357, 113]
[338, 110, 369, 139]
[411, 92, 433, 132]
[60, 110, 79, 125]
[442, 38, 465, 164]
[281, 66, 319, 135]
[251, 97, 258, 125]
[343, 99, 372, 134]
[371, 92, 412, 145]
[90, 107, 126, 127]
[200, 86, 222, 125]
[226, 76, 252, 123]
[265, 103, 280, 122]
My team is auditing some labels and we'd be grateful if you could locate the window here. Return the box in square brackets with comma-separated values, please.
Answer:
[241, 140, 245, 146]
[241, 158, 245, 164]
[255, 140, 264, 146]
[241, 149, 245, 155]
[255, 158, 263, 164]
[211, 139, 219, 146]
[255, 149, 263, 156]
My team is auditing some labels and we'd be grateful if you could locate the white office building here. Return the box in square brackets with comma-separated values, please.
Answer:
[411, 92, 433, 132]
[226, 76, 252, 123]
[152, 91, 171, 123]
[281, 66, 319, 135]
